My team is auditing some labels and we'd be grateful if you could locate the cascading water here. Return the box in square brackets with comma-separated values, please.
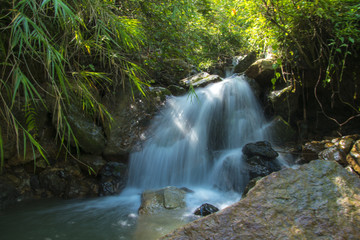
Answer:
[128, 74, 270, 192]
[0, 74, 280, 240]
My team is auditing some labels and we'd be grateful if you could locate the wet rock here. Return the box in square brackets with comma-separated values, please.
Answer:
[161, 160, 360, 239]
[39, 164, 97, 198]
[103, 94, 155, 162]
[179, 72, 222, 88]
[138, 186, 186, 215]
[233, 52, 257, 74]
[194, 203, 219, 217]
[246, 156, 281, 180]
[79, 155, 107, 175]
[39, 168, 67, 196]
[99, 162, 128, 196]
[66, 105, 106, 155]
[267, 116, 297, 145]
[346, 139, 360, 175]
[242, 141, 279, 159]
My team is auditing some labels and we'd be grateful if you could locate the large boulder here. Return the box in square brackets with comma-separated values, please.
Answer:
[138, 186, 187, 215]
[103, 94, 156, 162]
[161, 160, 360, 239]
[245, 58, 275, 88]
[179, 72, 222, 88]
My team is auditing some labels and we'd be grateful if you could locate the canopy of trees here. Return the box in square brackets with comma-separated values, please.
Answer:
[1, 0, 359, 170]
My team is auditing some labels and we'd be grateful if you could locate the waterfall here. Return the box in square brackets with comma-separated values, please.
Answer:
[127, 75, 270, 192]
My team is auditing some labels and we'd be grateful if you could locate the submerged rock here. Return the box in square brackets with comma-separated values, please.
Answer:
[194, 203, 219, 217]
[161, 160, 360, 239]
[138, 186, 186, 215]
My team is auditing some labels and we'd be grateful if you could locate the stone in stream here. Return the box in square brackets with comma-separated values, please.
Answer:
[138, 186, 187, 215]
[194, 203, 219, 217]
[160, 160, 360, 239]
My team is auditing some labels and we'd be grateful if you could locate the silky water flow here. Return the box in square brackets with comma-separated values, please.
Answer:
[0, 75, 281, 240]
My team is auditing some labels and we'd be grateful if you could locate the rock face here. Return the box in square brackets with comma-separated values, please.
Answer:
[179, 72, 222, 88]
[161, 160, 360, 239]
[138, 186, 186, 215]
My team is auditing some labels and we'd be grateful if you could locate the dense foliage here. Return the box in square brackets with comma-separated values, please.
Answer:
[1, 0, 359, 170]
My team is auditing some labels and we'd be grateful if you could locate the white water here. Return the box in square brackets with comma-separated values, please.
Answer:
[0, 75, 276, 240]
[128, 75, 270, 192]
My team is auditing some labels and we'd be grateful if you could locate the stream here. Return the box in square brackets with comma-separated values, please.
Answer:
[1, 75, 280, 239]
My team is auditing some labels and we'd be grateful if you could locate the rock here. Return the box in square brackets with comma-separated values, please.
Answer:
[167, 85, 187, 96]
[245, 58, 275, 87]
[79, 155, 107, 175]
[138, 186, 186, 215]
[318, 146, 347, 165]
[148, 86, 172, 103]
[98, 162, 128, 196]
[346, 139, 360, 175]
[300, 135, 359, 165]
[246, 156, 281, 180]
[103, 94, 155, 162]
[267, 116, 297, 145]
[268, 85, 299, 121]
[39, 168, 67, 196]
[161, 160, 360, 239]
[194, 203, 219, 217]
[66, 105, 106, 155]
[242, 76, 261, 99]
[242, 141, 279, 159]
[39, 164, 97, 198]
[233, 52, 257, 74]
[242, 176, 262, 197]
[301, 140, 329, 163]
[179, 72, 222, 88]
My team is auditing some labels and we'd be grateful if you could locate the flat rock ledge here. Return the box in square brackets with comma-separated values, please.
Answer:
[161, 160, 360, 239]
